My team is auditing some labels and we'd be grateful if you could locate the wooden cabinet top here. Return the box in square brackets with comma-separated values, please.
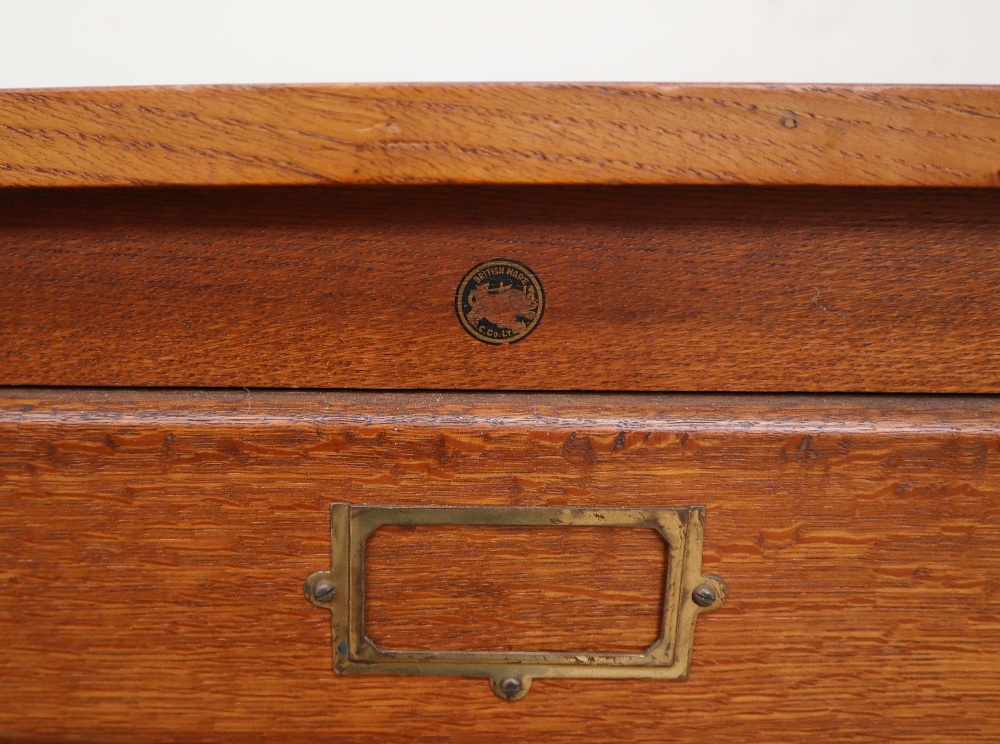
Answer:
[2, 83, 1000, 188]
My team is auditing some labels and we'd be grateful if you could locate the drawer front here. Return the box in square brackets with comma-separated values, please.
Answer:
[2, 185, 999, 393]
[2, 389, 999, 742]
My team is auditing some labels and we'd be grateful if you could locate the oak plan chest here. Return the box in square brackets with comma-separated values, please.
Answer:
[1, 84, 1000, 742]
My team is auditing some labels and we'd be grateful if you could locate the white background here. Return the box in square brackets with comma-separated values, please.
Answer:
[0, 0, 998, 88]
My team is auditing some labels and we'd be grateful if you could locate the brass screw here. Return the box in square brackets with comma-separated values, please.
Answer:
[499, 677, 524, 699]
[311, 579, 336, 602]
[691, 585, 717, 607]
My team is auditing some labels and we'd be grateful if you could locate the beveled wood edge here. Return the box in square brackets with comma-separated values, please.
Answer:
[1, 388, 998, 434]
[2, 83, 999, 188]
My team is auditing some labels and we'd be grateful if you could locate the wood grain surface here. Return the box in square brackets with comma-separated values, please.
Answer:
[2, 389, 999, 742]
[3, 84, 1000, 188]
[365, 525, 666, 653]
[2, 185, 999, 392]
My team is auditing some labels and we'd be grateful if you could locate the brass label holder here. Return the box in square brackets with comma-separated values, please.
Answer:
[304, 504, 726, 700]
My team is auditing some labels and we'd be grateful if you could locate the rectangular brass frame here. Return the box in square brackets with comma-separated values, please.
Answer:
[305, 504, 726, 699]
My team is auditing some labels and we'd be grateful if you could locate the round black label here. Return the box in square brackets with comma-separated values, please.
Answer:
[455, 259, 544, 344]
